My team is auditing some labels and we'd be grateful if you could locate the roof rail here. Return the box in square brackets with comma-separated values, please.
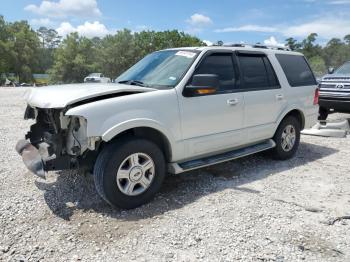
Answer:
[229, 43, 245, 47]
[220, 43, 291, 51]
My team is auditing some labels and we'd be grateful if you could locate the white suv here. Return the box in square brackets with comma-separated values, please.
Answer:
[16, 45, 319, 209]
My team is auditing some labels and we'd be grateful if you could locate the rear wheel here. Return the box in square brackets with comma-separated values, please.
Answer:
[94, 138, 166, 209]
[271, 116, 300, 160]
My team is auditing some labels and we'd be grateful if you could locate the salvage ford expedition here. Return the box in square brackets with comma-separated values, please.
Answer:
[16, 45, 319, 209]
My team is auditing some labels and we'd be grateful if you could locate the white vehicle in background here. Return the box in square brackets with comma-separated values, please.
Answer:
[84, 73, 111, 83]
[16, 45, 319, 209]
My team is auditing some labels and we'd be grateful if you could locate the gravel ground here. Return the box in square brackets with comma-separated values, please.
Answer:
[0, 87, 350, 262]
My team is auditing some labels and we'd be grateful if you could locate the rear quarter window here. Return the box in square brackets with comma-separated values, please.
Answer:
[275, 54, 317, 87]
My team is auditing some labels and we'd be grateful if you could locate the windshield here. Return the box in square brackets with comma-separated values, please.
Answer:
[116, 50, 198, 88]
[334, 62, 350, 75]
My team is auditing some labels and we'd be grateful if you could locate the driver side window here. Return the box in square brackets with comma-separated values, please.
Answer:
[193, 53, 236, 93]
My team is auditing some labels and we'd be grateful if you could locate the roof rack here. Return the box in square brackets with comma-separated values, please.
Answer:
[214, 43, 291, 51]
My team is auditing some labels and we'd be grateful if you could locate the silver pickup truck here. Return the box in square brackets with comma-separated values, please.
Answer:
[319, 62, 350, 120]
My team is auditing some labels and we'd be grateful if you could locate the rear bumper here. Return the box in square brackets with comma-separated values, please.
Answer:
[15, 139, 45, 178]
[319, 98, 350, 113]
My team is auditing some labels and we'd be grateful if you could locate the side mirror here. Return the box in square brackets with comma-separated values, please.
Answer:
[328, 67, 335, 74]
[184, 74, 220, 97]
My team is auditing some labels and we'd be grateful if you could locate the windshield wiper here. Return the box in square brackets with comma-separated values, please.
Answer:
[117, 80, 149, 87]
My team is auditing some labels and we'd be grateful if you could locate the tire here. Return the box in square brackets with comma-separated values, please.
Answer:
[318, 107, 329, 121]
[93, 138, 166, 209]
[271, 116, 301, 160]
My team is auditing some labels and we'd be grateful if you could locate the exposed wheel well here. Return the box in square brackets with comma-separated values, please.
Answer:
[282, 109, 305, 130]
[105, 127, 172, 162]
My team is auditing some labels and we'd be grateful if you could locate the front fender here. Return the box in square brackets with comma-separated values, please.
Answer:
[66, 106, 178, 143]
[101, 118, 175, 142]
[64, 89, 185, 161]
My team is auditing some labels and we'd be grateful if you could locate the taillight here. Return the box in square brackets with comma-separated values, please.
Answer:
[313, 88, 319, 105]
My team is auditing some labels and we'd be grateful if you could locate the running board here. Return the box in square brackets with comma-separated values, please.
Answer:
[168, 139, 275, 174]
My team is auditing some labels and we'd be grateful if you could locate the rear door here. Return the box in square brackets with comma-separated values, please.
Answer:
[235, 51, 287, 142]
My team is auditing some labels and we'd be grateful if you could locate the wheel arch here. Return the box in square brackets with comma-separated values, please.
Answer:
[277, 109, 305, 131]
[102, 126, 173, 162]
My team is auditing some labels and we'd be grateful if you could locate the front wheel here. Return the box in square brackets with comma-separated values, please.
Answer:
[271, 116, 301, 160]
[93, 138, 166, 209]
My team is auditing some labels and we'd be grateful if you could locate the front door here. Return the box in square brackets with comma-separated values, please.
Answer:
[178, 52, 245, 159]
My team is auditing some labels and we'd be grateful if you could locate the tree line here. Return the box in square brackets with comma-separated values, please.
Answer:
[286, 33, 350, 77]
[0, 16, 204, 84]
[1, 15, 350, 84]
[49, 29, 205, 83]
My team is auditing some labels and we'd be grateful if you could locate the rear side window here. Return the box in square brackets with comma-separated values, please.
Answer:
[237, 55, 279, 90]
[276, 54, 317, 87]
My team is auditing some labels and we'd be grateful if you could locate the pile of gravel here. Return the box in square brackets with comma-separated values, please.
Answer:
[0, 87, 349, 261]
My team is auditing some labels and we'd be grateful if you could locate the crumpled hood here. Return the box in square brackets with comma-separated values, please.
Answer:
[24, 83, 155, 108]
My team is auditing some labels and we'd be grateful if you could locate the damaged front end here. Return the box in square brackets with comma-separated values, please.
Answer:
[16, 105, 100, 178]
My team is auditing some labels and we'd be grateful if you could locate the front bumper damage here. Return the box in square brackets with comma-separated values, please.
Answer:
[16, 106, 77, 178]
[15, 139, 45, 178]
[16, 106, 100, 177]
[15, 138, 79, 178]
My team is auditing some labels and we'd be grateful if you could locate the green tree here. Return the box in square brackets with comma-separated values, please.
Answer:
[133, 30, 204, 58]
[36, 27, 62, 73]
[285, 37, 301, 51]
[49, 33, 98, 83]
[37, 27, 61, 49]
[6, 20, 41, 82]
[309, 56, 326, 78]
[323, 38, 350, 68]
[300, 33, 322, 59]
[96, 29, 204, 79]
[0, 16, 12, 78]
[216, 40, 224, 46]
[96, 29, 137, 79]
[344, 35, 350, 45]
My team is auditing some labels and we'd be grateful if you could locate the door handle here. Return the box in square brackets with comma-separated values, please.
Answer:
[227, 98, 239, 106]
[276, 94, 284, 100]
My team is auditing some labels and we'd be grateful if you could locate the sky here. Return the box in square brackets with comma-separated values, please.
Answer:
[2, 0, 350, 46]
